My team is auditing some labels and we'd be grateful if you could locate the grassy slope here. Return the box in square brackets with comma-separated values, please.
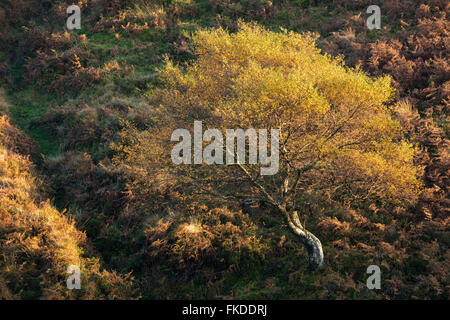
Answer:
[0, 2, 374, 152]
[0, 113, 135, 299]
[1, 0, 448, 299]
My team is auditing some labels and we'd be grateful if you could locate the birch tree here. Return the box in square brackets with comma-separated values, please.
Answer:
[114, 23, 422, 269]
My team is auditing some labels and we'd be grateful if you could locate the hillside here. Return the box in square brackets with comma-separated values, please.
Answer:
[0, 0, 448, 299]
[0, 110, 135, 299]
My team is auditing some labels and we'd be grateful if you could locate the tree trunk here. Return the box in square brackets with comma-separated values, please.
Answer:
[233, 162, 324, 269]
[286, 210, 324, 270]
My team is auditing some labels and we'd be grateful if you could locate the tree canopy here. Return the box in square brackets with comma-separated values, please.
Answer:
[113, 22, 423, 268]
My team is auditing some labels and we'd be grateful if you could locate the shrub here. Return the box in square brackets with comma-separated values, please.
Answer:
[146, 207, 265, 272]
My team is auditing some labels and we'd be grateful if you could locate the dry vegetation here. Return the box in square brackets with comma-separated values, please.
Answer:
[0, 0, 448, 299]
[0, 113, 135, 299]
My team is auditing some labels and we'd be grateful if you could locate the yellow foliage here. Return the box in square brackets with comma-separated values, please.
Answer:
[118, 22, 422, 209]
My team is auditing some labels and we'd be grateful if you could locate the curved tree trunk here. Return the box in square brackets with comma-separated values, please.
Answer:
[233, 163, 324, 269]
[286, 210, 324, 269]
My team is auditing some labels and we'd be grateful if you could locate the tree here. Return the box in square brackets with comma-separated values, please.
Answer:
[113, 23, 422, 269]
